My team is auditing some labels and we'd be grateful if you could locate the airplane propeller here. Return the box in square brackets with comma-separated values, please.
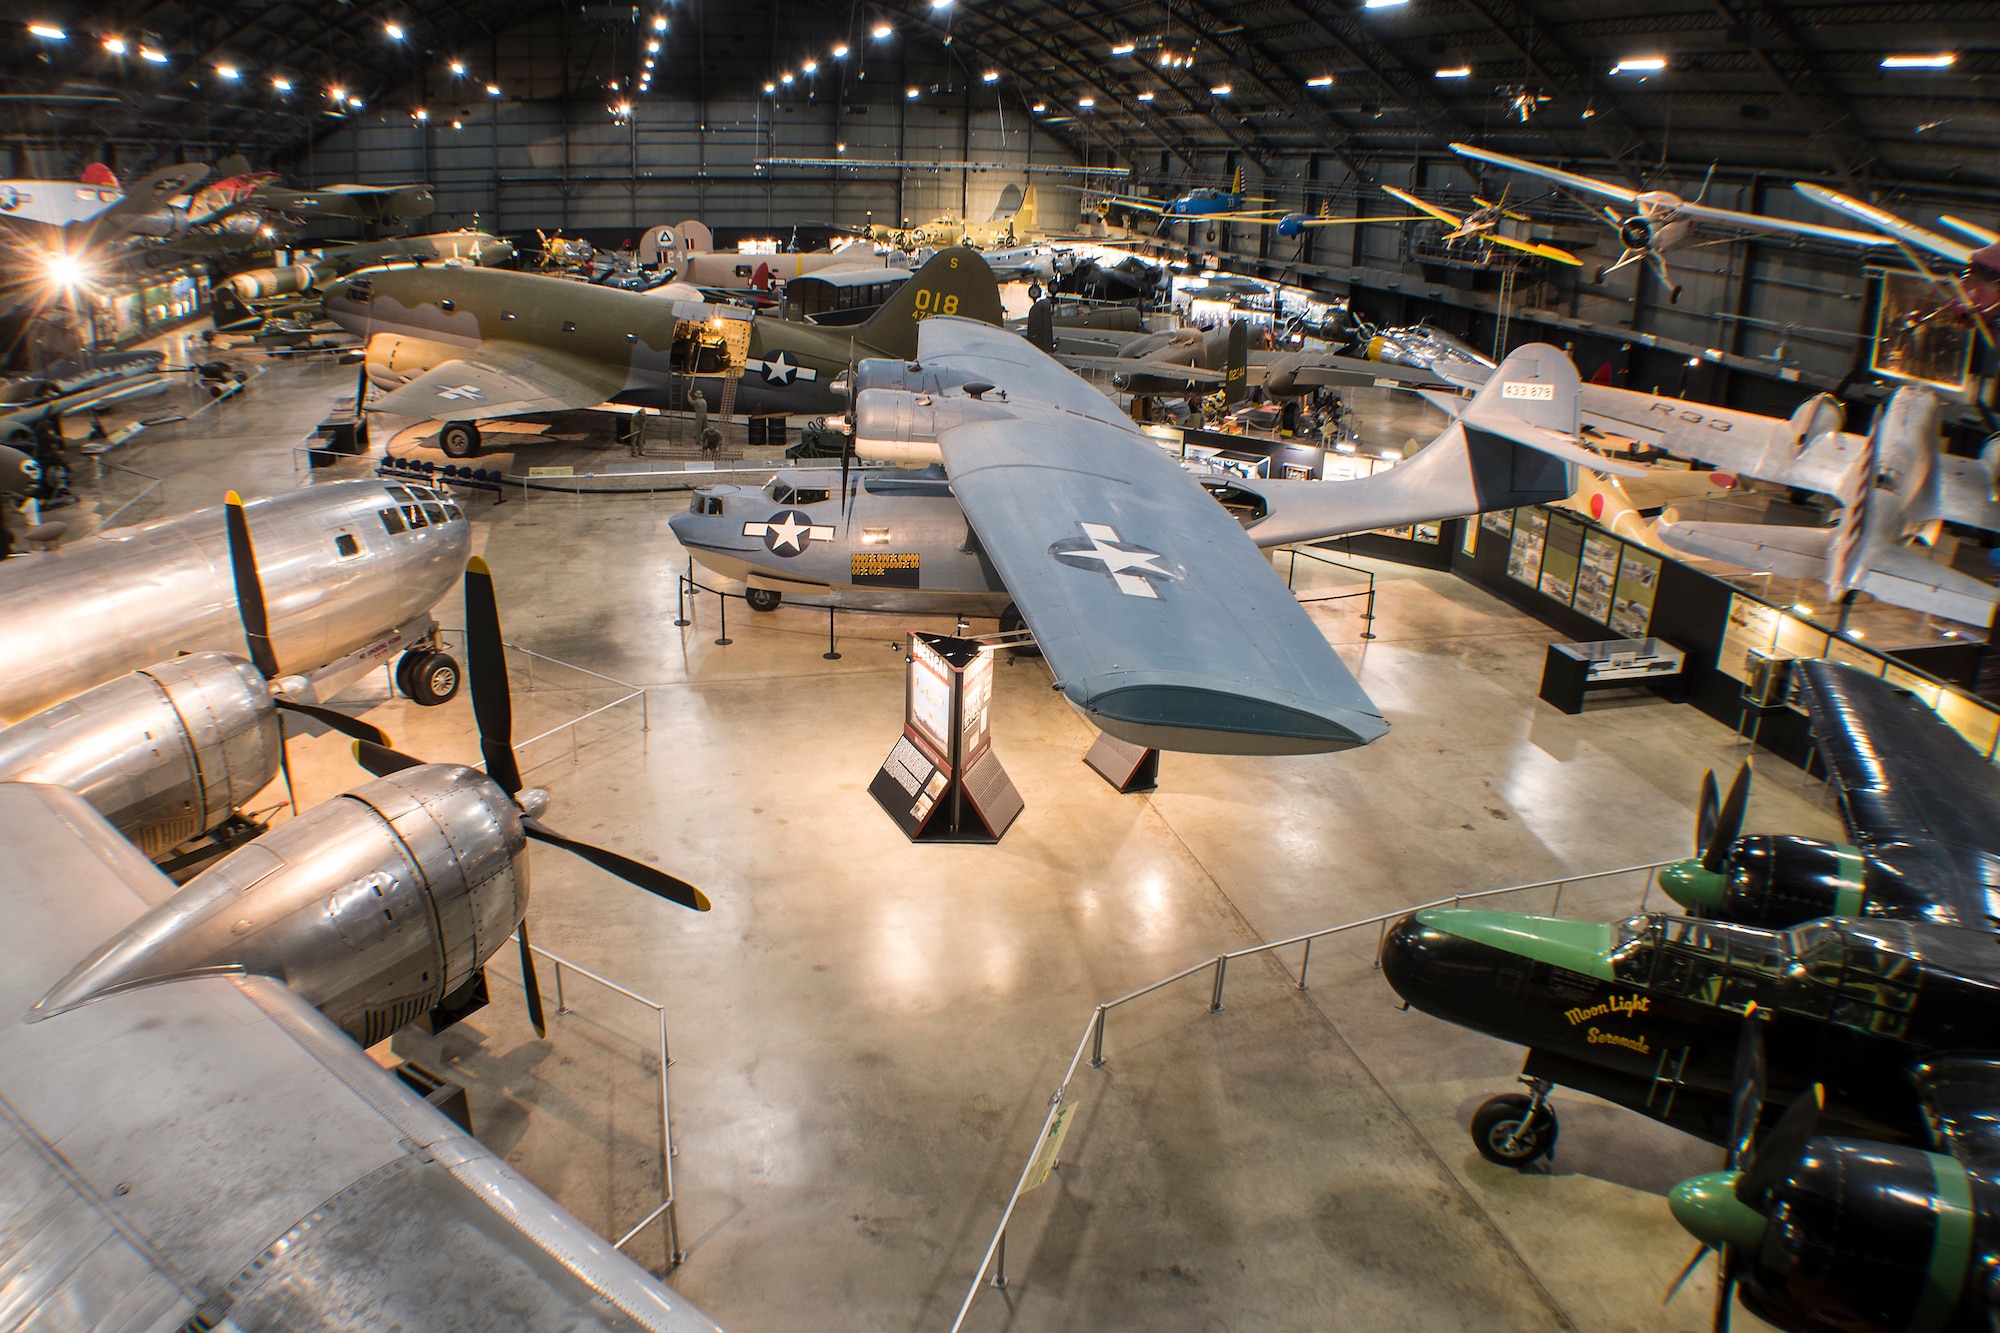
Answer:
[223, 491, 395, 813]
[1696, 760, 1751, 875]
[354, 557, 710, 1038]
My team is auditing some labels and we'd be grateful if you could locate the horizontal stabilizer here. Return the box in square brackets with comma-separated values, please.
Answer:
[1460, 344, 1646, 478]
[1855, 547, 1998, 626]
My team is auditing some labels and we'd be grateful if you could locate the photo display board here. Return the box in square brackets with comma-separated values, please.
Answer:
[1573, 531, 1622, 623]
[1506, 509, 1548, 585]
[908, 635, 954, 758]
[1608, 547, 1661, 638]
[1538, 513, 1585, 605]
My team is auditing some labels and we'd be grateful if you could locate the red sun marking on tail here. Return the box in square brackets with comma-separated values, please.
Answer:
[1709, 473, 1738, 489]
[80, 162, 119, 188]
[1589, 493, 1605, 520]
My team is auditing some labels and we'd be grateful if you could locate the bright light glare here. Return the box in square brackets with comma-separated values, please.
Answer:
[653, 15, 667, 29]
[1435, 65, 1470, 78]
[486, 83, 500, 96]
[385, 22, 404, 39]
[982, 69, 998, 82]
[832, 44, 849, 57]
[44, 254, 85, 288]
[648, 39, 661, 52]
[781, 72, 794, 84]
[1136, 90, 1153, 101]
[216, 64, 239, 80]
[1612, 56, 1667, 73]
[139, 46, 167, 63]
[1364, 0, 1407, 8]
[348, 96, 364, 107]
[450, 60, 465, 75]
[906, 86, 919, 98]
[28, 24, 65, 40]
[1032, 102, 1046, 112]
[1111, 43, 1134, 55]
[103, 36, 127, 54]
[1209, 83, 1230, 95]
[272, 76, 291, 91]
[413, 107, 428, 119]
[1077, 96, 1094, 107]
[763, 81, 775, 92]
[1881, 53, 1954, 68]
[872, 23, 892, 39]
[803, 60, 818, 73]
[1306, 75, 1333, 87]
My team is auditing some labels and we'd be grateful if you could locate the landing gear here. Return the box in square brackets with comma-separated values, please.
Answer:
[1592, 266, 1608, 284]
[1470, 1078, 1558, 1167]
[398, 648, 462, 706]
[1668, 285, 1683, 305]
[439, 420, 481, 458]
[999, 603, 1041, 657]
[744, 587, 782, 612]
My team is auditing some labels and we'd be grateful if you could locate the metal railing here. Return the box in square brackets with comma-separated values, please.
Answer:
[85, 458, 164, 533]
[947, 859, 1672, 1332]
[1282, 543, 1378, 638]
[502, 933, 687, 1271]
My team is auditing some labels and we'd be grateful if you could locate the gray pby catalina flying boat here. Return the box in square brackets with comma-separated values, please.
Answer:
[670, 321, 1636, 755]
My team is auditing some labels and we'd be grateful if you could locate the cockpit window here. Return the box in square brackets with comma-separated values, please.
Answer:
[379, 507, 408, 535]
[386, 485, 415, 504]
[403, 503, 428, 529]
[690, 493, 724, 516]
[442, 502, 462, 521]
[1608, 913, 1785, 1014]
[421, 502, 446, 526]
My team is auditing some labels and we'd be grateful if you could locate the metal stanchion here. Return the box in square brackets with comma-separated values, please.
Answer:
[1361, 583, 1378, 640]
[1297, 937, 1313, 990]
[1088, 1006, 1107, 1068]
[674, 571, 691, 627]
[1208, 955, 1227, 1012]
[824, 604, 841, 660]
[714, 587, 731, 646]
[990, 1229, 1008, 1289]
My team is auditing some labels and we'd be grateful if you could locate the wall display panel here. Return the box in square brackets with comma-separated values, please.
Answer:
[1538, 513, 1585, 605]
[1506, 509, 1548, 586]
[1573, 531, 1622, 623]
[1481, 507, 1514, 537]
[1718, 595, 1785, 683]
[1608, 548, 1662, 639]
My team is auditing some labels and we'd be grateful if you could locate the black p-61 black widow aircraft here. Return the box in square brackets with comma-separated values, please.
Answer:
[1381, 658, 2000, 1333]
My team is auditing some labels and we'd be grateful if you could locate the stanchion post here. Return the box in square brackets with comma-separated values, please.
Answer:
[823, 604, 841, 660]
[989, 1228, 1008, 1289]
[1088, 1005, 1107, 1068]
[1360, 580, 1378, 640]
[714, 588, 731, 646]
[674, 573, 690, 628]
[1209, 955, 1227, 1012]
[1374, 917, 1388, 969]
[1298, 937, 1313, 990]
[554, 960, 568, 1016]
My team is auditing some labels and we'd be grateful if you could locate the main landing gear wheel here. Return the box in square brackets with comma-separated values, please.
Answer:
[402, 650, 462, 706]
[439, 420, 482, 458]
[1471, 1090, 1558, 1166]
[744, 587, 782, 612]
[999, 603, 1042, 657]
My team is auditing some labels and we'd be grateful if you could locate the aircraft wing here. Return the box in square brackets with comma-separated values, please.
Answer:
[1852, 545, 1998, 626]
[371, 342, 633, 421]
[1057, 353, 1226, 385]
[1670, 195, 1895, 249]
[1940, 215, 2000, 247]
[1578, 384, 1865, 496]
[1929, 457, 2000, 531]
[0, 781, 722, 1332]
[1293, 356, 1460, 392]
[1483, 232, 1583, 265]
[1795, 658, 2000, 919]
[915, 318, 1387, 754]
[1381, 185, 1465, 228]
[1449, 144, 1639, 205]
[1653, 516, 1831, 578]
[1234, 215, 1425, 229]
[1794, 184, 1974, 265]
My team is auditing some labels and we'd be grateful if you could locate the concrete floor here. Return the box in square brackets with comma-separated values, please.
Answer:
[32, 345, 1854, 1332]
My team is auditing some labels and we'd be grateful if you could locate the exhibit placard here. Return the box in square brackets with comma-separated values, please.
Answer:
[908, 635, 954, 757]
[1572, 531, 1621, 623]
[1538, 513, 1585, 605]
[1718, 594, 1784, 683]
[852, 551, 921, 588]
[1608, 548, 1661, 638]
[959, 647, 994, 761]
[1506, 509, 1548, 586]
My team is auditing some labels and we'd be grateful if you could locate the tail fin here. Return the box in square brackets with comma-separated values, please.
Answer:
[1231, 166, 1243, 197]
[1223, 321, 1248, 405]
[80, 162, 119, 189]
[211, 286, 260, 332]
[990, 182, 1024, 222]
[1027, 299, 1055, 353]
[1786, 392, 1845, 453]
[853, 246, 1004, 359]
[1459, 343, 1645, 479]
[1015, 185, 1039, 233]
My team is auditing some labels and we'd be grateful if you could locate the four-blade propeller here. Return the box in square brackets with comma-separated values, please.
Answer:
[352, 555, 709, 1038]
[1695, 759, 1752, 876]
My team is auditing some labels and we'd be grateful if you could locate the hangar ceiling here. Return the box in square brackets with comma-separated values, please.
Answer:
[5, 1, 1995, 199]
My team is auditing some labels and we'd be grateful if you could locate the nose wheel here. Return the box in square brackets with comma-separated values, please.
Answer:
[1470, 1078, 1558, 1166]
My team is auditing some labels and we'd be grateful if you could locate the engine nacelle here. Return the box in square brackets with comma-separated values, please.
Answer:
[1731, 1141, 1989, 1333]
[850, 385, 1016, 466]
[34, 764, 530, 1047]
[1659, 835, 1868, 929]
[1618, 215, 1652, 250]
[0, 652, 279, 856]
[221, 264, 318, 302]
[365, 332, 460, 390]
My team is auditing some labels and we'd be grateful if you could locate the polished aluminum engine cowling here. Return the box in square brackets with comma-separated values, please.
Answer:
[0, 652, 279, 856]
[35, 764, 529, 1047]
[851, 386, 1016, 466]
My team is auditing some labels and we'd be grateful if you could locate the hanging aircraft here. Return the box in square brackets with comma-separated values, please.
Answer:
[1793, 182, 2000, 345]
[0, 561, 722, 1333]
[668, 331, 1637, 752]
[1449, 143, 1895, 301]
[1382, 658, 2000, 1333]
[1227, 199, 1425, 241]
[1097, 168, 1285, 235]
[1652, 387, 1999, 625]
[0, 482, 469, 862]
[324, 246, 1005, 457]
[0, 161, 211, 239]
[212, 230, 515, 331]
[1037, 317, 1250, 397]
[1380, 184, 1581, 266]
[243, 179, 437, 229]
[864, 183, 1051, 251]
[0, 349, 174, 445]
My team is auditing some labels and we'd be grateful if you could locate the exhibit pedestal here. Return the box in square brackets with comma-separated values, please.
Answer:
[870, 633, 1023, 843]
[1084, 732, 1159, 793]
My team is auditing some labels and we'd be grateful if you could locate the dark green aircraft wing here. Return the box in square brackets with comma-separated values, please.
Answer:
[919, 317, 1387, 755]
[1056, 353, 1227, 385]
[1796, 659, 2000, 924]
[371, 342, 631, 422]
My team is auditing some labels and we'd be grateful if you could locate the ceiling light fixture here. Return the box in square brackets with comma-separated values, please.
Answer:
[28, 23, 65, 40]
[803, 60, 818, 73]
[872, 23, 892, 39]
[781, 72, 793, 84]
[272, 76, 290, 91]
[450, 60, 465, 75]
[385, 22, 404, 40]
[1078, 96, 1095, 107]
[832, 43, 849, 57]
[1111, 43, 1134, 55]
[413, 107, 428, 120]
[1306, 75, 1333, 87]
[1881, 53, 1955, 68]
[139, 46, 167, 63]
[487, 83, 501, 96]
[653, 15, 668, 30]
[907, 85, 920, 98]
[648, 39, 661, 52]
[103, 36, 127, 54]
[1435, 65, 1470, 78]
[1363, 0, 1407, 8]
[1209, 83, 1230, 95]
[1611, 56, 1667, 74]
[348, 96, 364, 107]
[1032, 102, 1046, 112]
[1137, 90, 1154, 101]
[216, 64, 239, 80]
[982, 69, 998, 82]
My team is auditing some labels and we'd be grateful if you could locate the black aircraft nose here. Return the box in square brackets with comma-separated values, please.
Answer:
[1380, 914, 1454, 1010]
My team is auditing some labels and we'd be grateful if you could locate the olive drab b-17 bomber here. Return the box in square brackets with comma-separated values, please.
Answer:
[324, 246, 1004, 458]
[671, 325, 1641, 755]
[1381, 658, 2000, 1333]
